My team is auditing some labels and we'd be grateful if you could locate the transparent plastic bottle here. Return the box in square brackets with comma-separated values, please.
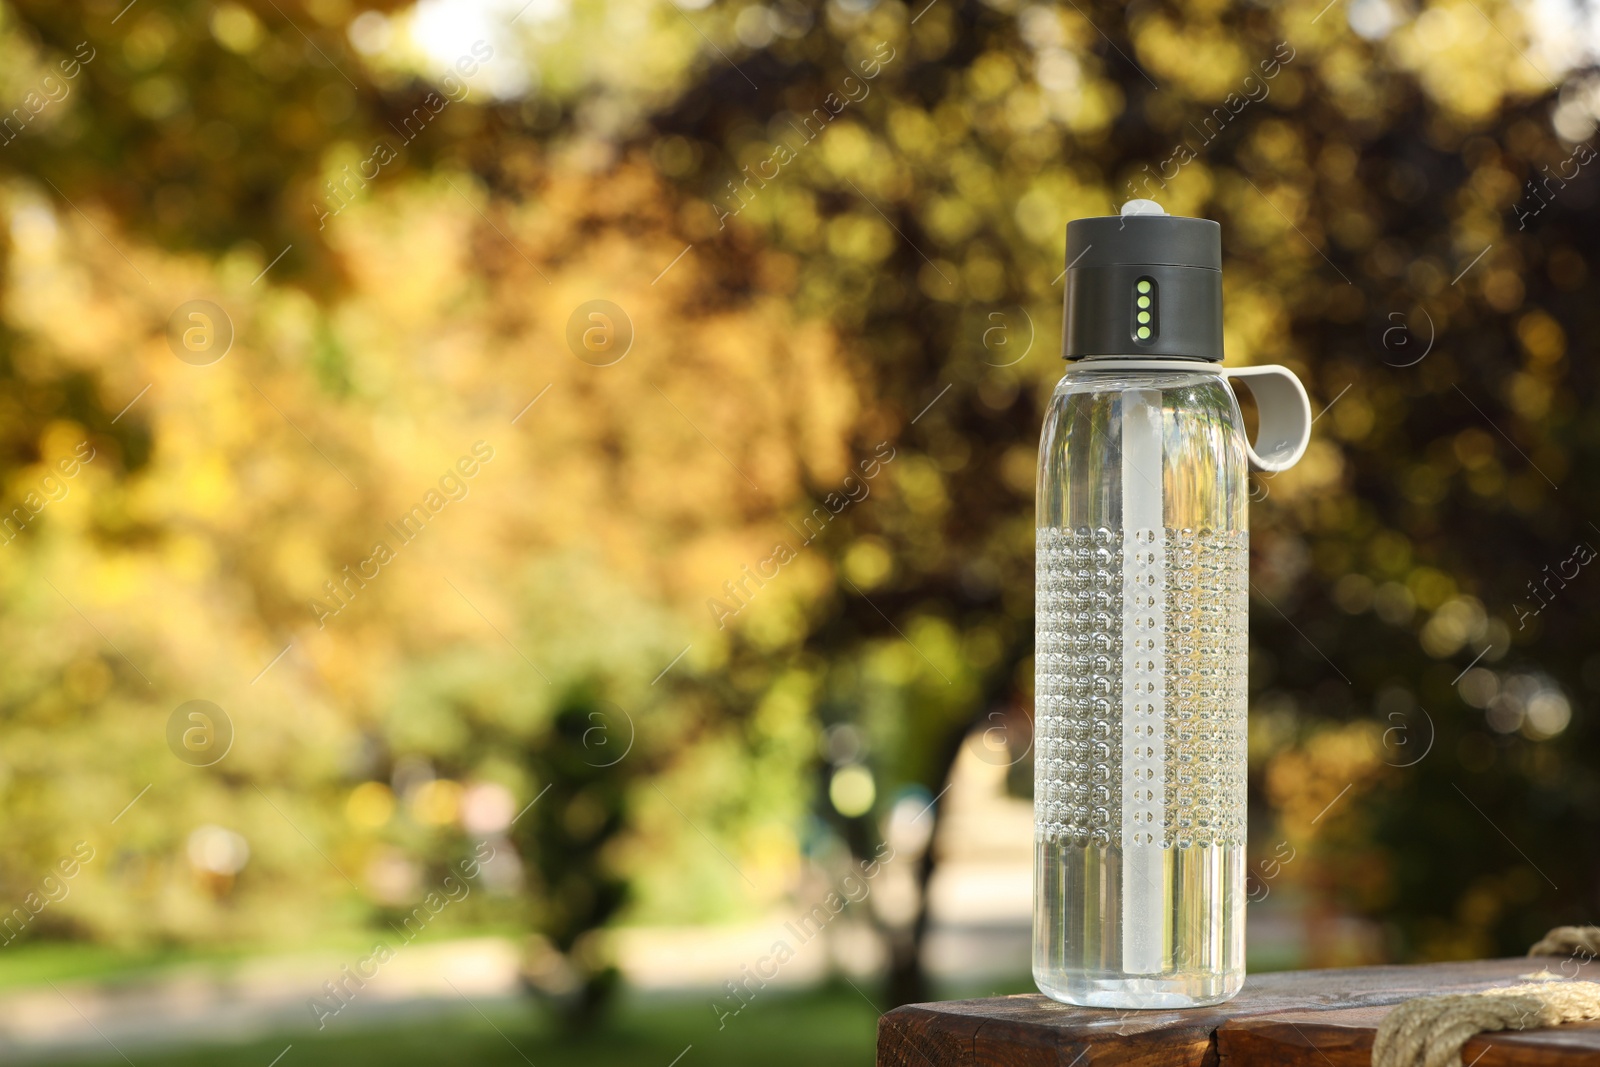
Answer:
[1032, 202, 1310, 1008]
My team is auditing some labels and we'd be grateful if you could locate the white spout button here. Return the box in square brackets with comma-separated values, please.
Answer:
[1120, 199, 1168, 217]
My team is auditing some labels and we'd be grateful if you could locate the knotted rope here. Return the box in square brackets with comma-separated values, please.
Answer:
[1370, 926, 1600, 1067]
[1527, 925, 1600, 959]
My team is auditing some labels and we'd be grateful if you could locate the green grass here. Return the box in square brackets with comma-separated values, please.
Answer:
[47, 983, 887, 1067]
[0, 941, 261, 991]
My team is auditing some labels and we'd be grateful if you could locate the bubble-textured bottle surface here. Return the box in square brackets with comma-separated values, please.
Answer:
[1034, 370, 1248, 1008]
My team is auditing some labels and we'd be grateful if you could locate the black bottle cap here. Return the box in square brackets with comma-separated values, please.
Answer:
[1062, 202, 1223, 362]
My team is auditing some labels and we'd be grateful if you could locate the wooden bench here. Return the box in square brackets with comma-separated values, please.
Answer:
[877, 957, 1600, 1065]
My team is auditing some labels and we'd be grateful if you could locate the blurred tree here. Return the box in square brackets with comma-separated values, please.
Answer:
[0, 0, 1597, 1025]
[0, 0, 852, 1012]
[636, 0, 1600, 990]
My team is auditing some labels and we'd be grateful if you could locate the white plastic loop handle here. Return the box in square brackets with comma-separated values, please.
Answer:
[1221, 365, 1311, 473]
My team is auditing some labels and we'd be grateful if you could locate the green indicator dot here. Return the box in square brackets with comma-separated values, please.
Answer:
[1137, 326, 1151, 339]
[1138, 311, 1150, 323]
[1137, 280, 1152, 294]
[1137, 296, 1151, 308]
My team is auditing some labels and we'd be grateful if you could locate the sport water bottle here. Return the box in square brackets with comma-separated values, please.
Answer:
[1033, 201, 1311, 1008]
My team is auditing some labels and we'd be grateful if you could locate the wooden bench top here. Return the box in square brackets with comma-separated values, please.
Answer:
[877, 957, 1600, 1065]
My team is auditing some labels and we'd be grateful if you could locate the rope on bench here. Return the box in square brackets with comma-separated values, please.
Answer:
[1528, 925, 1600, 958]
[1371, 926, 1600, 1067]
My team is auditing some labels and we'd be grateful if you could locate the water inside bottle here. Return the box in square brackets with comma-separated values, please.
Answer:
[1033, 525, 1248, 1007]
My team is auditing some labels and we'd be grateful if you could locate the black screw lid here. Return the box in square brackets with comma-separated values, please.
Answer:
[1062, 202, 1224, 362]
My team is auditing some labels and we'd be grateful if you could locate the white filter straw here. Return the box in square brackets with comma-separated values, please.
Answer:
[1120, 389, 1166, 975]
